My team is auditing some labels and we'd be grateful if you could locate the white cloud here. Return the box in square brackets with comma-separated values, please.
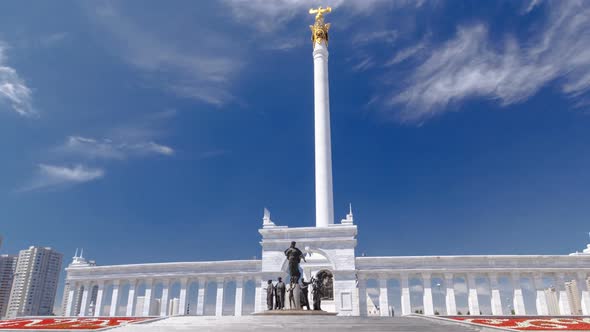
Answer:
[22, 164, 104, 191]
[60, 136, 174, 160]
[88, 4, 240, 106]
[386, 1, 590, 122]
[0, 42, 34, 116]
[385, 41, 427, 66]
[353, 30, 398, 45]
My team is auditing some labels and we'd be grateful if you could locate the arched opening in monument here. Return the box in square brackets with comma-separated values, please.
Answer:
[316, 269, 334, 301]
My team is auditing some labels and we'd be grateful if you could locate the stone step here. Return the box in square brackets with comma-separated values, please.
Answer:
[113, 315, 489, 332]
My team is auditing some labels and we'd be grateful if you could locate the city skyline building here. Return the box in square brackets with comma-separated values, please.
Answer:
[0, 254, 17, 318]
[545, 288, 560, 316]
[6, 246, 63, 318]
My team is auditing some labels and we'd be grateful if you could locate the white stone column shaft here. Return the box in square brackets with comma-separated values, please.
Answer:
[312, 39, 334, 228]
[467, 275, 480, 315]
[178, 278, 189, 316]
[126, 280, 137, 317]
[94, 281, 105, 317]
[235, 278, 244, 316]
[160, 280, 170, 317]
[358, 278, 368, 317]
[197, 279, 207, 315]
[511, 273, 526, 315]
[489, 274, 503, 316]
[215, 278, 225, 317]
[65, 282, 76, 316]
[401, 274, 411, 316]
[109, 281, 120, 317]
[142, 279, 153, 317]
[422, 274, 434, 316]
[444, 274, 457, 315]
[378, 277, 389, 316]
[578, 272, 590, 315]
[556, 273, 572, 315]
[534, 274, 549, 315]
[79, 282, 90, 317]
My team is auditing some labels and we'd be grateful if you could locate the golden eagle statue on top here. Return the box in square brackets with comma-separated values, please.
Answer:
[309, 6, 332, 48]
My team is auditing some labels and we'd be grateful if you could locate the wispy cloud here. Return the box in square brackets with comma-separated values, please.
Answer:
[353, 30, 398, 45]
[88, 3, 240, 106]
[0, 42, 34, 116]
[385, 41, 427, 66]
[59, 136, 174, 160]
[21, 164, 104, 191]
[384, 1, 590, 122]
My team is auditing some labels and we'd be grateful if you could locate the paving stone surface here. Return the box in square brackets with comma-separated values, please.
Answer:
[113, 315, 494, 332]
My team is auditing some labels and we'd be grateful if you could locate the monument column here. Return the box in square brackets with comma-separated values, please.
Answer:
[378, 276, 389, 316]
[235, 277, 244, 316]
[215, 277, 225, 317]
[533, 273, 549, 315]
[160, 280, 170, 317]
[65, 282, 76, 316]
[126, 280, 137, 317]
[422, 273, 434, 316]
[178, 278, 189, 315]
[311, 7, 334, 228]
[556, 273, 571, 315]
[489, 274, 503, 316]
[467, 274, 480, 315]
[358, 278, 368, 317]
[511, 273, 526, 315]
[142, 279, 154, 316]
[577, 272, 590, 315]
[109, 280, 120, 317]
[196, 278, 208, 316]
[79, 281, 91, 317]
[400, 273, 411, 315]
[444, 273, 457, 315]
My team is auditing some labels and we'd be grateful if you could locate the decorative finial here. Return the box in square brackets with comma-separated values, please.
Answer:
[263, 207, 276, 227]
[309, 6, 332, 48]
[341, 203, 354, 224]
[80, 248, 84, 259]
[74, 248, 78, 258]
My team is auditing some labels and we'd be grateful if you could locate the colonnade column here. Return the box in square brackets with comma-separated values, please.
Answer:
[444, 273, 457, 315]
[400, 273, 411, 316]
[511, 273, 526, 315]
[555, 273, 571, 315]
[467, 274, 480, 315]
[142, 279, 153, 316]
[65, 282, 76, 316]
[489, 274, 503, 316]
[533, 273, 549, 315]
[160, 280, 170, 317]
[196, 278, 208, 316]
[358, 278, 368, 317]
[215, 278, 225, 317]
[109, 280, 120, 317]
[422, 273, 434, 316]
[79, 281, 91, 317]
[94, 281, 105, 317]
[235, 277, 244, 316]
[178, 278, 188, 316]
[378, 276, 389, 316]
[126, 280, 137, 317]
[578, 272, 590, 315]
[254, 280, 264, 313]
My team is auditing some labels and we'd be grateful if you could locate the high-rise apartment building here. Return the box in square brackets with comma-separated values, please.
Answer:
[545, 287, 560, 315]
[0, 254, 17, 318]
[6, 246, 63, 318]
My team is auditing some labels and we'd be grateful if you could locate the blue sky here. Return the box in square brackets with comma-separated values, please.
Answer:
[2, 0, 590, 311]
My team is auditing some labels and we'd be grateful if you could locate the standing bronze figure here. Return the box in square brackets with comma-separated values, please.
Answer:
[311, 276, 324, 310]
[275, 277, 286, 309]
[284, 241, 306, 284]
[266, 280, 274, 310]
[300, 277, 311, 310]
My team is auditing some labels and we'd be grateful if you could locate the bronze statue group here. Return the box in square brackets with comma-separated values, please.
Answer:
[265, 241, 325, 311]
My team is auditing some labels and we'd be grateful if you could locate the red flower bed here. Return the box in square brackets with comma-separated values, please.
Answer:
[446, 316, 590, 331]
[0, 317, 152, 330]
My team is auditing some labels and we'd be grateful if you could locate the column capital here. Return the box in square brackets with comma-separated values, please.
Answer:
[555, 272, 566, 280]
[510, 271, 520, 280]
[216, 277, 226, 283]
[444, 273, 454, 280]
[488, 273, 498, 280]
[112, 280, 120, 286]
[422, 272, 432, 280]
[577, 271, 588, 280]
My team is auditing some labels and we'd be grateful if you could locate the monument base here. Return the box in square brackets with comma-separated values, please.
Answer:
[253, 310, 337, 316]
